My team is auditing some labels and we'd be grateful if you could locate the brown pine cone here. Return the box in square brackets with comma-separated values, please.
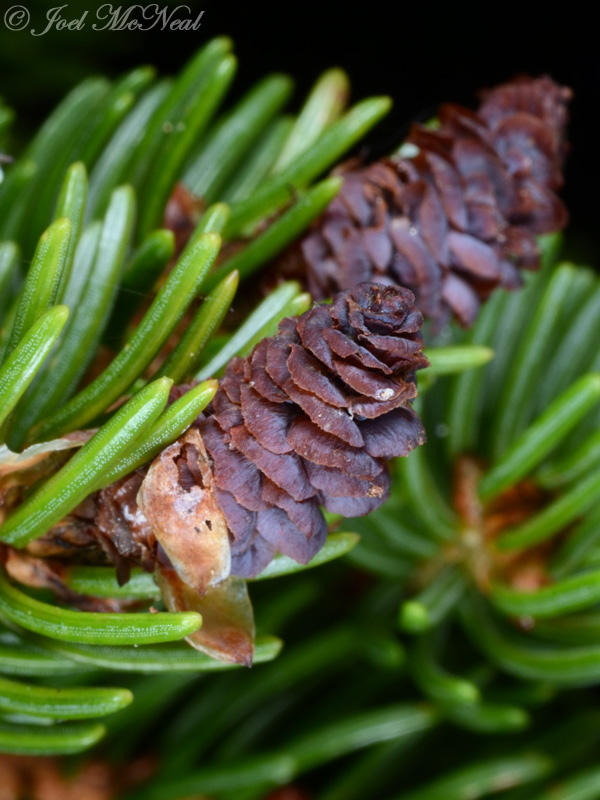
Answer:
[280, 76, 571, 327]
[41, 283, 427, 585]
[200, 282, 427, 577]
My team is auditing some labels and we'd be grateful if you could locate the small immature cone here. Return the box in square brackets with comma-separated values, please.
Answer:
[281, 76, 571, 327]
[199, 282, 427, 578]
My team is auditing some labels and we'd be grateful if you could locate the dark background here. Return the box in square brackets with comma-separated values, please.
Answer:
[1, 2, 597, 252]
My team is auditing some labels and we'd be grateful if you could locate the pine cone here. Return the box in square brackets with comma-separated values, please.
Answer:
[50, 283, 427, 583]
[281, 76, 571, 327]
[200, 282, 427, 577]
